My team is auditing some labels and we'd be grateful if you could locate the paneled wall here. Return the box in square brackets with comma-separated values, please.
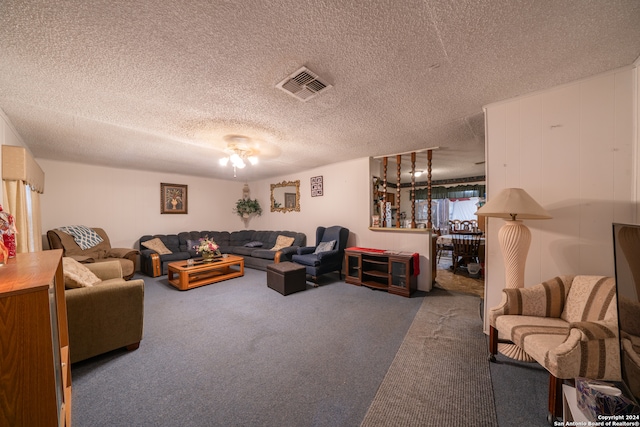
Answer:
[482, 65, 637, 332]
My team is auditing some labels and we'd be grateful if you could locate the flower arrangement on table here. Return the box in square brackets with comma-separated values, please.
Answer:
[0, 204, 17, 262]
[197, 236, 221, 262]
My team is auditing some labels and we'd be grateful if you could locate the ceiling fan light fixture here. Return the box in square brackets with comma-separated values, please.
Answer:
[219, 134, 259, 177]
[230, 153, 242, 164]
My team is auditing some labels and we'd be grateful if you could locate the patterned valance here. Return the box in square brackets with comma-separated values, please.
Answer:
[413, 184, 485, 200]
[2, 145, 45, 193]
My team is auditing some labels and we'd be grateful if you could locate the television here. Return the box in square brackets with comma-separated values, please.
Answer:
[612, 222, 640, 403]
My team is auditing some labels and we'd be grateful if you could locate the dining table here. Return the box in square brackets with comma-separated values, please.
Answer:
[436, 233, 486, 275]
[436, 233, 485, 246]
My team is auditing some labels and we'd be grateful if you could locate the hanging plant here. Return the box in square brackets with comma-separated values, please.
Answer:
[234, 198, 262, 218]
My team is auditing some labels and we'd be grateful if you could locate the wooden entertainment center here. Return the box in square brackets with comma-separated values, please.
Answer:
[344, 247, 417, 297]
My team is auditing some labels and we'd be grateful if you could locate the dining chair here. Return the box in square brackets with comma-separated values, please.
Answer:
[436, 233, 454, 264]
[451, 234, 481, 274]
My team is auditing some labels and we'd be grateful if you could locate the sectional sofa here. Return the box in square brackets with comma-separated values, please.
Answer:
[139, 230, 306, 276]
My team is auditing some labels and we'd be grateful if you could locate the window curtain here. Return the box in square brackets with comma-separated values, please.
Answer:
[2, 181, 42, 252]
[2, 145, 44, 252]
[430, 199, 450, 233]
[449, 197, 480, 221]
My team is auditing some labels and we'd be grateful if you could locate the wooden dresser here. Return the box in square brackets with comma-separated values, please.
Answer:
[0, 250, 72, 426]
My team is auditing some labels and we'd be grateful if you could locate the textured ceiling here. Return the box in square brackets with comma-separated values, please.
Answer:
[0, 1, 639, 181]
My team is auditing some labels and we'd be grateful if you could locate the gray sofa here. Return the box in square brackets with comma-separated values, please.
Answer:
[139, 230, 306, 276]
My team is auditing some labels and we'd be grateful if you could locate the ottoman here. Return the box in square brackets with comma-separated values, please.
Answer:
[267, 262, 307, 295]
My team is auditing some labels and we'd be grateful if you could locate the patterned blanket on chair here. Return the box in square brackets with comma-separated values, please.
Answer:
[57, 225, 103, 250]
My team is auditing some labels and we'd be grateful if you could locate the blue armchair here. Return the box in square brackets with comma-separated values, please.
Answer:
[292, 226, 350, 283]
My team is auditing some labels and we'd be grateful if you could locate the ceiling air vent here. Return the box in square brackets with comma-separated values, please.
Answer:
[276, 67, 332, 102]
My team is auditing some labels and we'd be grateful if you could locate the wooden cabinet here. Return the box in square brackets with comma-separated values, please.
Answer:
[0, 250, 72, 426]
[374, 191, 395, 205]
[345, 248, 417, 297]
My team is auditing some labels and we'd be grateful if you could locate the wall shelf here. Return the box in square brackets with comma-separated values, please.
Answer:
[368, 227, 430, 233]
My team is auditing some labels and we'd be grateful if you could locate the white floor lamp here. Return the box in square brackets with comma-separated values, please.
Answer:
[476, 188, 552, 360]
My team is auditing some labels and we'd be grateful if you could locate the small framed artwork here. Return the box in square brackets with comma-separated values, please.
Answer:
[311, 176, 323, 197]
[161, 183, 188, 214]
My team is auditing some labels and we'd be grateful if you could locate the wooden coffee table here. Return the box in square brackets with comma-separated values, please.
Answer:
[167, 255, 244, 291]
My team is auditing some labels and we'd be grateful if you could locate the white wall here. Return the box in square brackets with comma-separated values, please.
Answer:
[39, 159, 246, 249]
[38, 156, 434, 290]
[483, 65, 638, 332]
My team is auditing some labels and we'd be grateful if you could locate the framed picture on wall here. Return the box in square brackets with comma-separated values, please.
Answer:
[161, 183, 188, 214]
[311, 176, 323, 197]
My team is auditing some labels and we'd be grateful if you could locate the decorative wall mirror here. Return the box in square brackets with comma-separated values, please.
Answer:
[271, 180, 300, 213]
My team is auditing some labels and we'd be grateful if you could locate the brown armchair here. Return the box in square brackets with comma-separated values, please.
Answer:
[47, 227, 138, 280]
[66, 261, 144, 363]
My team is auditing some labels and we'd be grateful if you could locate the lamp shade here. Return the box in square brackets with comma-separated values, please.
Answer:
[475, 188, 551, 220]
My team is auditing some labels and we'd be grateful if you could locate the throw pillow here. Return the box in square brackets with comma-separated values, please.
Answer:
[57, 225, 103, 250]
[186, 239, 199, 251]
[244, 241, 263, 248]
[141, 237, 173, 255]
[271, 235, 295, 251]
[314, 240, 336, 254]
[62, 257, 101, 288]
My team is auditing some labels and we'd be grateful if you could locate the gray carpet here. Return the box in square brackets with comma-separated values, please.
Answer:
[69, 269, 544, 426]
[361, 290, 498, 426]
[71, 269, 425, 426]
[490, 352, 548, 426]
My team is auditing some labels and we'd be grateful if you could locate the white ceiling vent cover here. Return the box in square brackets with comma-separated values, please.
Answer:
[276, 67, 332, 102]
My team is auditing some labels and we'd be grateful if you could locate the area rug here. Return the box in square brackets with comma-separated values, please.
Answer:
[435, 267, 485, 298]
[360, 289, 498, 426]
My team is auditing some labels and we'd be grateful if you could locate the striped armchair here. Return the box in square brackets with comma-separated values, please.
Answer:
[489, 275, 620, 421]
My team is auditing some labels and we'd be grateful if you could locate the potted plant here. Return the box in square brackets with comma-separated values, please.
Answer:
[234, 198, 262, 218]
